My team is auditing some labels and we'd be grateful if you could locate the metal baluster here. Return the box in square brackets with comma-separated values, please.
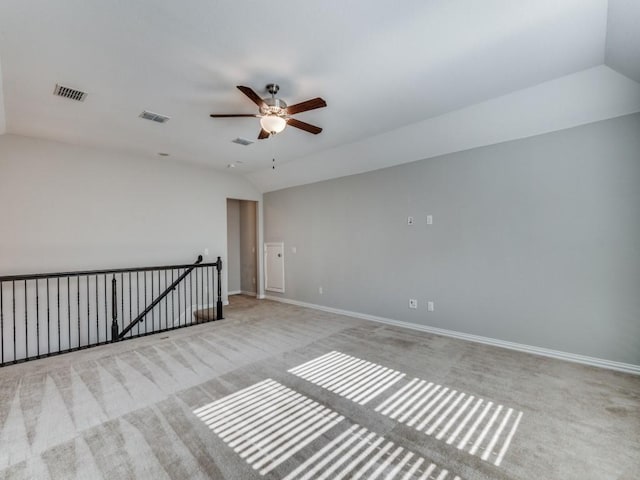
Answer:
[171, 269, 175, 328]
[77, 276, 80, 348]
[151, 271, 155, 332]
[157, 271, 161, 330]
[12, 282, 16, 363]
[200, 266, 204, 320]
[67, 277, 70, 350]
[164, 269, 168, 330]
[46, 278, 50, 355]
[128, 272, 132, 337]
[195, 266, 199, 323]
[184, 270, 187, 325]
[95, 275, 99, 344]
[207, 265, 211, 321]
[25, 280, 28, 359]
[136, 272, 140, 336]
[144, 272, 148, 334]
[158, 270, 161, 330]
[209, 267, 216, 320]
[57, 278, 61, 353]
[178, 269, 182, 326]
[212, 265, 216, 320]
[86, 276, 90, 347]
[0, 284, 4, 364]
[104, 274, 107, 342]
[36, 279, 40, 357]
[189, 270, 193, 325]
[120, 273, 124, 337]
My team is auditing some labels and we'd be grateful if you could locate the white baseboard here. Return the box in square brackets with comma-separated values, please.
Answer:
[264, 295, 640, 376]
[229, 290, 257, 297]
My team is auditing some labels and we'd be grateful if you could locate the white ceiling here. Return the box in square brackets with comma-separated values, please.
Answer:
[0, 0, 638, 192]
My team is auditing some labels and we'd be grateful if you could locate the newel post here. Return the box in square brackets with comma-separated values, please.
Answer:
[216, 256, 224, 320]
[111, 275, 119, 342]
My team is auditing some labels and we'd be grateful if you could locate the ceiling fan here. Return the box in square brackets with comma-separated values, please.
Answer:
[210, 84, 327, 139]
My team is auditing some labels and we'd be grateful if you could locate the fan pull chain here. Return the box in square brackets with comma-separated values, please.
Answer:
[270, 131, 277, 171]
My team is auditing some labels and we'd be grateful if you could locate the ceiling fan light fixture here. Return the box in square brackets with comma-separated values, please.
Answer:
[260, 115, 286, 134]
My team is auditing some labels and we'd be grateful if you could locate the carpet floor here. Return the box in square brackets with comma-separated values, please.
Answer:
[0, 295, 638, 480]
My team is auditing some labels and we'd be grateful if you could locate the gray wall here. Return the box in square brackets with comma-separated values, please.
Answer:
[227, 199, 241, 293]
[264, 113, 640, 365]
[239, 200, 257, 294]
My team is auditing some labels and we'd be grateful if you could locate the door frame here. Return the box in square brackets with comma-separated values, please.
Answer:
[226, 198, 263, 302]
[264, 242, 285, 293]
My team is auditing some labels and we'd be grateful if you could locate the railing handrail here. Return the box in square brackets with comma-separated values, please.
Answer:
[117, 255, 205, 339]
[0, 259, 219, 282]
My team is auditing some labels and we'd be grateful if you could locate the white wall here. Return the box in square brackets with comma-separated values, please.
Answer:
[0, 57, 5, 135]
[0, 134, 261, 287]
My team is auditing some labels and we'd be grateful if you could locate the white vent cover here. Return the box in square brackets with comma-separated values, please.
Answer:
[139, 110, 171, 123]
[232, 137, 254, 146]
[53, 84, 87, 102]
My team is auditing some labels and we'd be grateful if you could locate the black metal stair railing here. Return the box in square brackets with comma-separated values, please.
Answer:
[0, 255, 223, 367]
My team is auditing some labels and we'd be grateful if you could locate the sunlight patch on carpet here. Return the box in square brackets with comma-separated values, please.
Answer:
[194, 379, 344, 475]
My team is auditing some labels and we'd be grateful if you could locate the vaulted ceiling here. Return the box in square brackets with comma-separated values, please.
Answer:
[0, 0, 639, 192]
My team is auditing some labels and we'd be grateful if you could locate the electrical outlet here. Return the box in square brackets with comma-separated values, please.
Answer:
[428, 301, 434, 312]
[252, 277, 256, 284]
[204, 248, 209, 256]
[292, 246, 297, 254]
[409, 298, 418, 309]
[426, 215, 433, 225]
[319, 286, 323, 295]
[407, 216, 415, 226]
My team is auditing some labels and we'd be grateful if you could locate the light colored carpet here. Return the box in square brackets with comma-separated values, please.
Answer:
[0, 295, 638, 479]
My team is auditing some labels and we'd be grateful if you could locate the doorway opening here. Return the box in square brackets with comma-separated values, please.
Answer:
[226, 199, 258, 297]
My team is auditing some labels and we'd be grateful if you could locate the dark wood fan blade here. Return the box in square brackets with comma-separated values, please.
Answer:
[209, 114, 259, 118]
[287, 118, 323, 134]
[258, 129, 271, 139]
[286, 97, 327, 115]
[237, 86, 267, 108]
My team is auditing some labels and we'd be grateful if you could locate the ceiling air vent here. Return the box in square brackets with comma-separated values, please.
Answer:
[53, 84, 87, 102]
[232, 137, 254, 146]
[139, 110, 171, 123]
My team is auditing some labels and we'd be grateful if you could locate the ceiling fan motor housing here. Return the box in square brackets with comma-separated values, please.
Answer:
[261, 97, 287, 116]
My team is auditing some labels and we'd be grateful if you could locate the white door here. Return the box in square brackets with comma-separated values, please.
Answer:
[265, 242, 285, 293]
